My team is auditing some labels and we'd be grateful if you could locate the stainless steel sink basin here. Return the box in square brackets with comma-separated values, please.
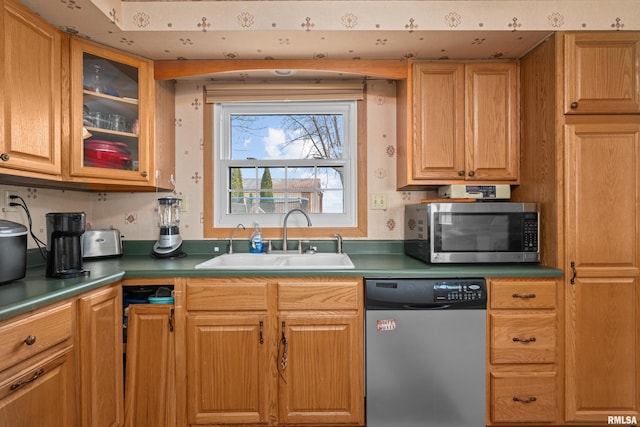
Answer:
[194, 252, 354, 270]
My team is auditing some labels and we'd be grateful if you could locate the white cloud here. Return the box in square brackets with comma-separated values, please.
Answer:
[263, 127, 314, 159]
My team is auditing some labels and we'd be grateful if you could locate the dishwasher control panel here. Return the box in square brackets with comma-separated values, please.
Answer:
[365, 278, 487, 309]
[433, 281, 485, 302]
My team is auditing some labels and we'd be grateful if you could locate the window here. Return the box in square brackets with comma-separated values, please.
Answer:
[212, 101, 358, 229]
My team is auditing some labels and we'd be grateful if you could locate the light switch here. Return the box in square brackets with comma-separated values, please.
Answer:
[370, 193, 387, 210]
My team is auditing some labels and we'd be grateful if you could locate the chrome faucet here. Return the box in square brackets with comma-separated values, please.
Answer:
[282, 208, 312, 252]
[228, 223, 245, 254]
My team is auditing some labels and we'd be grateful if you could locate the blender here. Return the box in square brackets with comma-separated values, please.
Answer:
[152, 197, 184, 258]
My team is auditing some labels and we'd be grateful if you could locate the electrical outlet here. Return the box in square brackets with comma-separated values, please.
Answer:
[180, 196, 188, 212]
[370, 193, 387, 210]
[3, 190, 18, 213]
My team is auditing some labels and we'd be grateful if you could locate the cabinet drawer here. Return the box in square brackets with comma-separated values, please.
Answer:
[490, 313, 556, 364]
[490, 372, 556, 423]
[278, 280, 360, 310]
[491, 280, 556, 309]
[0, 302, 73, 373]
[0, 347, 75, 426]
[186, 278, 268, 311]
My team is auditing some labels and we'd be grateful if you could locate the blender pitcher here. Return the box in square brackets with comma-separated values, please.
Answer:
[152, 197, 184, 258]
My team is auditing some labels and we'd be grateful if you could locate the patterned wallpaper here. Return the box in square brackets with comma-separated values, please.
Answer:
[19, 0, 640, 61]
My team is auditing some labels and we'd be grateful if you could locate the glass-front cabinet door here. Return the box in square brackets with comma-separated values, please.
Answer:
[69, 38, 152, 184]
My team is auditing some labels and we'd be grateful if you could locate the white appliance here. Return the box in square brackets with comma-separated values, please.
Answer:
[438, 184, 511, 199]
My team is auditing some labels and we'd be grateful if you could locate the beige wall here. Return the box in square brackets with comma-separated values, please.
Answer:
[1, 79, 430, 248]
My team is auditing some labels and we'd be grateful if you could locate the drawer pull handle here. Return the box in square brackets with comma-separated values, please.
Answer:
[512, 337, 537, 343]
[512, 293, 536, 299]
[23, 335, 36, 346]
[10, 368, 45, 391]
[513, 396, 537, 404]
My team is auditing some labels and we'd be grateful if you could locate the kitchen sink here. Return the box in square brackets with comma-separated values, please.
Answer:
[194, 252, 355, 270]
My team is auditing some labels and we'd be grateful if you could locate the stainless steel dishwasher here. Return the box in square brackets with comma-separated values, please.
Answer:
[365, 278, 487, 427]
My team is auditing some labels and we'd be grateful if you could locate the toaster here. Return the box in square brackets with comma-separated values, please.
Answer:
[82, 229, 123, 259]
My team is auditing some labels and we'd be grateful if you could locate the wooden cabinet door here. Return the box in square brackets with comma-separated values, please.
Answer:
[77, 285, 124, 427]
[412, 62, 465, 180]
[0, 0, 61, 177]
[405, 61, 518, 186]
[565, 32, 640, 114]
[277, 313, 363, 425]
[564, 121, 640, 422]
[0, 349, 75, 427]
[125, 304, 175, 427]
[186, 313, 269, 425]
[69, 37, 153, 186]
[465, 62, 519, 181]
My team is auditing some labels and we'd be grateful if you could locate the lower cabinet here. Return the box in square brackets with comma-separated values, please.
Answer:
[0, 301, 75, 427]
[186, 310, 269, 424]
[486, 278, 559, 425]
[77, 284, 124, 427]
[489, 372, 556, 423]
[277, 280, 363, 425]
[179, 277, 364, 426]
[0, 348, 75, 426]
[124, 303, 175, 427]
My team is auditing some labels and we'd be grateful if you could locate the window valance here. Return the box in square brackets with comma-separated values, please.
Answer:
[204, 81, 365, 103]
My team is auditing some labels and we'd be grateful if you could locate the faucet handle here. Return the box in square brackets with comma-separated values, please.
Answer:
[299, 240, 317, 254]
[334, 233, 343, 254]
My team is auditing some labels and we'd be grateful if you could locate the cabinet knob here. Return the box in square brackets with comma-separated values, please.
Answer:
[468, 170, 475, 177]
[458, 170, 465, 177]
[0, 153, 9, 161]
[141, 171, 148, 178]
[570, 102, 579, 109]
[24, 335, 36, 346]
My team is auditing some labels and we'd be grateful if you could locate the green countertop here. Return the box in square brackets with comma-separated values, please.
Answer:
[0, 241, 563, 321]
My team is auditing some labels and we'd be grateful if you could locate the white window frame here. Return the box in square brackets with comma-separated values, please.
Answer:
[213, 100, 358, 229]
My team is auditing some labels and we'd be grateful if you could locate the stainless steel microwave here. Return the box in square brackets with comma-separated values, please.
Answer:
[404, 202, 540, 263]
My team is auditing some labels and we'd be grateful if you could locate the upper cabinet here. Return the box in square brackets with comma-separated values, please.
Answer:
[0, 0, 62, 179]
[1, 0, 175, 191]
[565, 32, 640, 114]
[397, 60, 519, 189]
[69, 37, 175, 190]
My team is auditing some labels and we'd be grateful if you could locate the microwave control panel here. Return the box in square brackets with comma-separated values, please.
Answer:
[523, 213, 539, 252]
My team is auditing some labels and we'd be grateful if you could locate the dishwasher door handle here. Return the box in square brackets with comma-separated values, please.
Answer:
[403, 304, 451, 310]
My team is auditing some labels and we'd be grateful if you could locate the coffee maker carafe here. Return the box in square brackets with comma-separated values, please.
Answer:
[46, 212, 90, 279]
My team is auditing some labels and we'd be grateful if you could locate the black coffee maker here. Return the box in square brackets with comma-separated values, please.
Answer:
[46, 212, 90, 279]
